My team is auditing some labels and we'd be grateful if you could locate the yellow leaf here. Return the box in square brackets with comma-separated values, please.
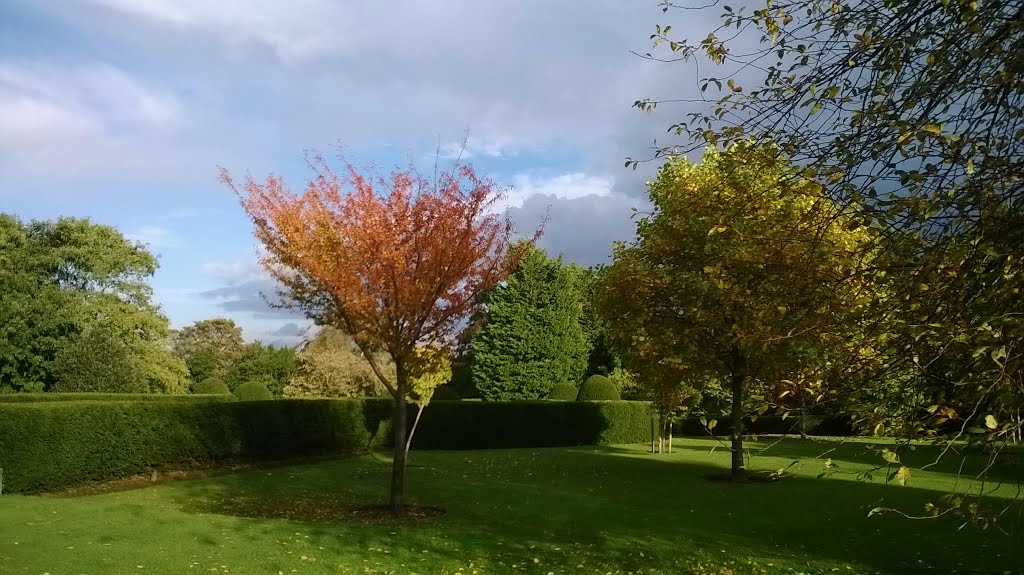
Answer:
[896, 465, 911, 486]
[985, 414, 998, 430]
[923, 123, 942, 136]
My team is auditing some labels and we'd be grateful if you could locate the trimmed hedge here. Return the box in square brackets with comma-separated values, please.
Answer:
[547, 383, 578, 401]
[0, 393, 233, 403]
[0, 397, 651, 493]
[0, 398, 391, 493]
[409, 400, 651, 449]
[671, 414, 855, 437]
[432, 386, 461, 401]
[576, 375, 620, 401]
[235, 382, 273, 401]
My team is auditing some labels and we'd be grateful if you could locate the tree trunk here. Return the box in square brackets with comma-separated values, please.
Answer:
[651, 415, 657, 453]
[668, 419, 673, 454]
[389, 365, 408, 516]
[729, 347, 747, 481]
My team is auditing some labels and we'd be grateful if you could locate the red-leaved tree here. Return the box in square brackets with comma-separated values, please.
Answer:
[222, 155, 531, 514]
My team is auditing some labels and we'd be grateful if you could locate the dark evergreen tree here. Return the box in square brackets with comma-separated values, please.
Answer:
[472, 247, 589, 400]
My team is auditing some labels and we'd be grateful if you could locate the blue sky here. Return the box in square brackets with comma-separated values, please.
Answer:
[0, 0, 709, 344]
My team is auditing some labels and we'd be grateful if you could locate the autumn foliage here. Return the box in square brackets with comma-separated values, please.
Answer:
[222, 155, 530, 513]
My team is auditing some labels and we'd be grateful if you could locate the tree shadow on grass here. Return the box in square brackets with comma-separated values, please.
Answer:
[170, 444, 1024, 575]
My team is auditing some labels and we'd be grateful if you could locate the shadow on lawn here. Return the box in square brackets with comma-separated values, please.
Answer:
[170, 444, 1024, 574]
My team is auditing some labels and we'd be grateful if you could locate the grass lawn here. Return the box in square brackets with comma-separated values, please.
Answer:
[0, 438, 1021, 575]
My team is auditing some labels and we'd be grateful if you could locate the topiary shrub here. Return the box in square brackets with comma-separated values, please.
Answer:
[194, 377, 231, 395]
[432, 386, 460, 401]
[576, 375, 620, 401]
[547, 383, 578, 401]
[235, 381, 273, 401]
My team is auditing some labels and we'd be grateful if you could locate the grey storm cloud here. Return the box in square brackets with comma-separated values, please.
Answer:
[200, 280, 301, 320]
[4, 1, 718, 191]
[510, 192, 649, 268]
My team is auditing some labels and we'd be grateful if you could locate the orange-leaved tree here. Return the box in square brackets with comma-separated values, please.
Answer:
[222, 155, 532, 514]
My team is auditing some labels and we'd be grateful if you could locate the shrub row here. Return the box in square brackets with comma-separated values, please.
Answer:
[408, 400, 652, 449]
[0, 398, 653, 492]
[0, 393, 234, 403]
[0, 398, 392, 493]
[670, 414, 856, 437]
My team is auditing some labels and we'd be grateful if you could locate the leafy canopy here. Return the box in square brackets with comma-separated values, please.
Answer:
[599, 143, 878, 460]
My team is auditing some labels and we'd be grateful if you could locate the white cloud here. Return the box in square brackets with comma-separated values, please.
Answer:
[87, 0, 351, 62]
[0, 61, 183, 178]
[439, 135, 522, 160]
[502, 172, 615, 211]
[126, 225, 182, 248]
[201, 259, 265, 285]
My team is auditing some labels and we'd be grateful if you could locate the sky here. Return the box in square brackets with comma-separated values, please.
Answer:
[0, 0, 712, 345]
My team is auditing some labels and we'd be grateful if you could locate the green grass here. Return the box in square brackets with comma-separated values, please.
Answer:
[0, 438, 1021, 575]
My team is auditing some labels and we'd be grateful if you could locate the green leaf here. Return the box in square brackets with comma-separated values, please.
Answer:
[896, 466, 911, 486]
[881, 448, 899, 464]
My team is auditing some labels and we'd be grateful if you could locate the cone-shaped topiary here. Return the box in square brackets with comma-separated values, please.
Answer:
[235, 381, 274, 401]
[576, 375, 619, 401]
[547, 382, 578, 401]
[194, 377, 231, 395]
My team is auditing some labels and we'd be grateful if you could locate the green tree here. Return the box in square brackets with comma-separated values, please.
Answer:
[577, 267, 619, 376]
[638, 0, 1024, 494]
[0, 214, 185, 393]
[53, 323, 147, 393]
[600, 143, 876, 480]
[0, 215, 75, 392]
[171, 318, 245, 383]
[472, 247, 590, 400]
[284, 327, 392, 398]
[222, 342, 299, 396]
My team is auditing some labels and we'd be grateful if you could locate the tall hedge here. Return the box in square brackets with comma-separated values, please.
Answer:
[0, 398, 391, 493]
[671, 414, 855, 436]
[409, 400, 651, 449]
[0, 393, 233, 403]
[0, 397, 652, 494]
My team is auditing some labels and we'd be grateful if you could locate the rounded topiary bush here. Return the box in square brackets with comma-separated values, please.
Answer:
[576, 375, 620, 401]
[235, 381, 274, 401]
[432, 386, 460, 401]
[547, 382, 578, 401]
[193, 377, 231, 395]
